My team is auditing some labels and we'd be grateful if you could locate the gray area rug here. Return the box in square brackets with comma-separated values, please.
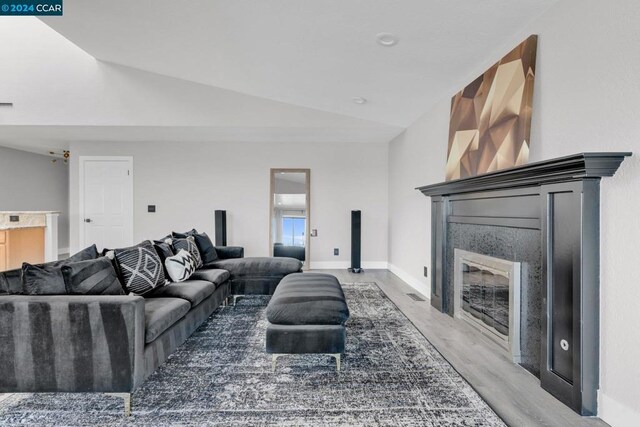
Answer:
[0, 283, 505, 426]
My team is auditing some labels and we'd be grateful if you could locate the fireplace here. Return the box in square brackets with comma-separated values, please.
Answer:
[417, 152, 631, 415]
[453, 250, 521, 362]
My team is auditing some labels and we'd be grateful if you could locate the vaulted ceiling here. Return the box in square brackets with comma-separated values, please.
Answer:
[1, 0, 558, 152]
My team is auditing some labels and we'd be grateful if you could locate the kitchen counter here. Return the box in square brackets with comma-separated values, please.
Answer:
[0, 211, 60, 230]
[0, 212, 60, 268]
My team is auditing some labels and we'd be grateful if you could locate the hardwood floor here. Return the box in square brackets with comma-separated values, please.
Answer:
[311, 269, 608, 427]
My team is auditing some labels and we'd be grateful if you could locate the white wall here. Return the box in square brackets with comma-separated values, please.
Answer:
[388, 0, 640, 424]
[69, 141, 388, 269]
[387, 99, 449, 294]
[0, 146, 69, 251]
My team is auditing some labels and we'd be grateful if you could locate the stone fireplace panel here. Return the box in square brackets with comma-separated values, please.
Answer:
[447, 223, 542, 376]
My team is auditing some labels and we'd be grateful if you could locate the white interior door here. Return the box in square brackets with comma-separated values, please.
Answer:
[80, 157, 133, 251]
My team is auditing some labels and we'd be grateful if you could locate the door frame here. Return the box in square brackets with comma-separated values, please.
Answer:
[78, 156, 134, 250]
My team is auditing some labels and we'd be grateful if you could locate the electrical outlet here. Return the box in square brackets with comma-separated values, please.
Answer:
[334, 248, 339, 256]
[148, 205, 156, 213]
[424, 266, 428, 277]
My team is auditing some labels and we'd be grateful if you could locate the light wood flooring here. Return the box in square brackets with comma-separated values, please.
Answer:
[311, 269, 608, 427]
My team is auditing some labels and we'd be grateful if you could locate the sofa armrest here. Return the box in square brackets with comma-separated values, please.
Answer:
[0, 295, 145, 393]
[215, 246, 244, 259]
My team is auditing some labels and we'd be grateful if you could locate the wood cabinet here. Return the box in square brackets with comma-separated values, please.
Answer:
[0, 227, 45, 272]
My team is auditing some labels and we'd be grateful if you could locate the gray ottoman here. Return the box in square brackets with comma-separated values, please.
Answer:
[266, 273, 349, 371]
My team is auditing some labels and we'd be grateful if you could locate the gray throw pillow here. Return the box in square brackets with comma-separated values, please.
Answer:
[22, 262, 66, 295]
[61, 257, 125, 295]
[20, 244, 100, 295]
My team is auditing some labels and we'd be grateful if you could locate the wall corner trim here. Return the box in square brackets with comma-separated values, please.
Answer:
[310, 261, 388, 270]
[387, 263, 430, 298]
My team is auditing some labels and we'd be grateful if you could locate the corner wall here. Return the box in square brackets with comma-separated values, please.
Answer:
[0, 146, 69, 252]
[69, 140, 388, 268]
[387, 0, 640, 424]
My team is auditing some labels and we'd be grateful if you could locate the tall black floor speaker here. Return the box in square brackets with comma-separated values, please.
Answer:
[214, 210, 227, 246]
[349, 210, 362, 273]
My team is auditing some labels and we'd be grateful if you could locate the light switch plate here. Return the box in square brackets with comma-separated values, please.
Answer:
[334, 248, 339, 256]
[148, 205, 156, 213]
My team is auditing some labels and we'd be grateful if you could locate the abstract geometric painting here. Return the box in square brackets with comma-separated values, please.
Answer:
[446, 35, 538, 181]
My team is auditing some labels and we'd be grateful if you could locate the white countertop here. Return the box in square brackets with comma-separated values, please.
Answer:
[0, 211, 60, 214]
[0, 212, 60, 230]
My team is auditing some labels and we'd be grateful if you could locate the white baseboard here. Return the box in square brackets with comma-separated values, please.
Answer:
[310, 261, 389, 270]
[387, 263, 430, 299]
[599, 391, 640, 427]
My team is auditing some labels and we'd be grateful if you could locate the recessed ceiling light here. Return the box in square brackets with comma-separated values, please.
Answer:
[376, 32, 399, 47]
[353, 97, 367, 105]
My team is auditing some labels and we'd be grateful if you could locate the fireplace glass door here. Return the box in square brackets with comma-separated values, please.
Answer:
[461, 262, 510, 338]
[454, 249, 521, 361]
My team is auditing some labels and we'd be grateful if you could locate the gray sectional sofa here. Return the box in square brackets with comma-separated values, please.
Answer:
[0, 245, 302, 415]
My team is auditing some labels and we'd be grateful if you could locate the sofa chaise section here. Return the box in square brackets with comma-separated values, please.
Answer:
[205, 257, 303, 299]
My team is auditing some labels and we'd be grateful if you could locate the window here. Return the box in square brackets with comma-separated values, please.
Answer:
[282, 216, 306, 246]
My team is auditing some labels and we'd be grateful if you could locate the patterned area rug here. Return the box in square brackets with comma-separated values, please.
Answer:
[0, 283, 505, 426]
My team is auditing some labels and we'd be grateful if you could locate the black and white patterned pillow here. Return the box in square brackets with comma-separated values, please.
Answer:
[171, 236, 203, 268]
[165, 249, 197, 282]
[114, 241, 167, 295]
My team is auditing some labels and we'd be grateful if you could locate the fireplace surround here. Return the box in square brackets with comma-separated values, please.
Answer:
[417, 152, 631, 416]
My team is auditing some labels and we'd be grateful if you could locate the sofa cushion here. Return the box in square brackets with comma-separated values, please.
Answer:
[267, 273, 349, 325]
[0, 268, 22, 295]
[61, 257, 125, 296]
[203, 257, 302, 277]
[144, 297, 191, 343]
[165, 250, 197, 283]
[146, 280, 216, 308]
[190, 269, 230, 287]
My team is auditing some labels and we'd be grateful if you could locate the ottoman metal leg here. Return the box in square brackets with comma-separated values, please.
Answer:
[107, 392, 131, 416]
[332, 353, 341, 372]
[271, 354, 281, 372]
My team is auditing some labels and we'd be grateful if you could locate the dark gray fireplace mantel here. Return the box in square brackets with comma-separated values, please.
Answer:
[416, 152, 631, 416]
[417, 152, 631, 197]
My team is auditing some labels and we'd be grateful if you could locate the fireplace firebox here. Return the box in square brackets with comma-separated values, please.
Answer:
[453, 250, 521, 362]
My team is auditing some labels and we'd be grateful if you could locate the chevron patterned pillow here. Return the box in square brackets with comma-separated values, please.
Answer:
[165, 249, 197, 283]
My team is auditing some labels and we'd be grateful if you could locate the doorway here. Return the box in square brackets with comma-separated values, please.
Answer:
[79, 156, 134, 251]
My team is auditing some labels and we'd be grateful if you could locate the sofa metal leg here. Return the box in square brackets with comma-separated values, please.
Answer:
[107, 392, 131, 416]
[233, 295, 242, 306]
[271, 354, 280, 372]
[332, 353, 341, 372]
